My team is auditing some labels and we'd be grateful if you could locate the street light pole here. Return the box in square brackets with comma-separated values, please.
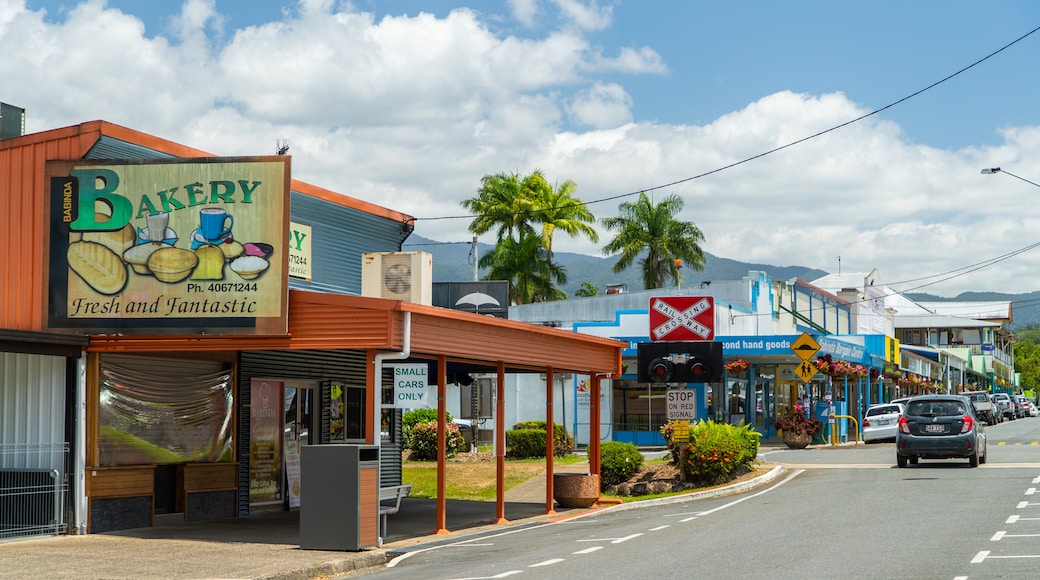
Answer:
[981, 167, 1040, 189]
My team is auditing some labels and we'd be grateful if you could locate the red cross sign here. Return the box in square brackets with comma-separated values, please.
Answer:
[649, 296, 715, 341]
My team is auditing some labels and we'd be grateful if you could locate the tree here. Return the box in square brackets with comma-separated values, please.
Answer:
[600, 192, 706, 289]
[1014, 325, 1040, 393]
[462, 169, 594, 303]
[460, 171, 540, 242]
[527, 172, 599, 265]
[574, 281, 599, 297]
[478, 233, 566, 304]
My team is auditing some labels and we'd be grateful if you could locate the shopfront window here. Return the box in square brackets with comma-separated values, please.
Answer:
[612, 379, 667, 432]
[330, 382, 366, 442]
[97, 360, 233, 466]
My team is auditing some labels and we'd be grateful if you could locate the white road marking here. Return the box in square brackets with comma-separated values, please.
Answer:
[648, 525, 670, 531]
[450, 572, 523, 579]
[573, 547, 603, 555]
[679, 516, 697, 522]
[991, 531, 1006, 541]
[995, 531, 1040, 539]
[576, 533, 643, 544]
[971, 551, 989, 563]
[1007, 515, 1020, 524]
[1032, 475, 1040, 484]
[1026, 487, 1037, 495]
[530, 559, 565, 567]
[695, 469, 805, 516]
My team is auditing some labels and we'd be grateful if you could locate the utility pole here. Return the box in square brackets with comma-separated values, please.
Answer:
[470, 236, 478, 281]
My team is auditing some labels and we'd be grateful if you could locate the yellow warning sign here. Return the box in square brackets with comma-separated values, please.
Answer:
[791, 332, 821, 361]
[672, 420, 690, 442]
[794, 360, 819, 383]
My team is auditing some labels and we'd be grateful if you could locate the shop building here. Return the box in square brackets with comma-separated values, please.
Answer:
[0, 120, 623, 540]
[510, 272, 895, 446]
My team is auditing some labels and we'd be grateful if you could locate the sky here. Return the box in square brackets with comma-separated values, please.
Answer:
[6, 0, 1040, 297]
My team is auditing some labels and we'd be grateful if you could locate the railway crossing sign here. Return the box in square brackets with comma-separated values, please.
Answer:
[649, 296, 715, 341]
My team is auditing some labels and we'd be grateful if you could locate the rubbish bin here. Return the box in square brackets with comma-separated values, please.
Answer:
[299, 444, 380, 551]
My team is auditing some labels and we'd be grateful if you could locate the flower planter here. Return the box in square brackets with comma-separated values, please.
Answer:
[553, 472, 599, 508]
[781, 431, 812, 449]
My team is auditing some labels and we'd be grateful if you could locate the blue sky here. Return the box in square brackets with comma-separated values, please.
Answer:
[7, 0, 1040, 295]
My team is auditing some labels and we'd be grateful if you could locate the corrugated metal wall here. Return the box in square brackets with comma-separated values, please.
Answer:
[0, 353, 66, 464]
[0, 130, 94, 330]
[287, 192, 408, 295]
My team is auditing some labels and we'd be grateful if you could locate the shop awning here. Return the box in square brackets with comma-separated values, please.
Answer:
[86, 289, 624, 376]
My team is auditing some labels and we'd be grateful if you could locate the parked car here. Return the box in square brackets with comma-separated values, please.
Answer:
[896, 394, 987, 468]
[1014, 395, 1030, 419]
[991, 393, 1015, 421]
[988, 394, 1005, 423]
[863, 403, 904, 442]
[1029, 402, 1039, 417]
[964, 391, 999, 426]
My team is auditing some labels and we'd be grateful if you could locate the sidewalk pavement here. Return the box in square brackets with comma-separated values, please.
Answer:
[0, 452, 786, 580]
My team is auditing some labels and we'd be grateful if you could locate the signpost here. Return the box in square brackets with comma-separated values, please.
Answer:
[391, 363, 429, 408]
[791, 332, 820, 383]
[666, 388, 697, 420]
[791, 332, 820, 362]
[649, 296, 715, 341]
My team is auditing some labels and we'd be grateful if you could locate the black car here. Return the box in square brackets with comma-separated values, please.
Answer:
[895, 395, 987, 468]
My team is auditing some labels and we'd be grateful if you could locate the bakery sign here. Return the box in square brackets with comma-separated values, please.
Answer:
[44, 157, 290, 335]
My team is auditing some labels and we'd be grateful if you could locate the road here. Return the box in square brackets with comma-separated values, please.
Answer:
[360, 417, 1040, 579]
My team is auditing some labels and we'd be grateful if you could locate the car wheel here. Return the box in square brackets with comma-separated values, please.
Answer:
[980, 446, 987, 464]
[897, 454, 908, 468]
[969, 449, 979, 467]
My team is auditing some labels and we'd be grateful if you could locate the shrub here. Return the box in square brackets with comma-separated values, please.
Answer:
[402, 408, 454, 448]
[505, 428, 546, 458]
[681, 421, 760, 484]
[599, 441, 643, 488]
[512, 421, 574, 457]
[408, 420, 466, 461]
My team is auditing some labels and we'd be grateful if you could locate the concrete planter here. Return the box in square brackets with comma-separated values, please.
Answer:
[553, 472, 599, 508]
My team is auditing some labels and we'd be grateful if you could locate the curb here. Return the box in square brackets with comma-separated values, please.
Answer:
[259, 551, 390, 580]
[569, 464, 786, 516]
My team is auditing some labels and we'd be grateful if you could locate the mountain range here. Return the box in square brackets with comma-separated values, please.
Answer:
[401, 234, 1040, 329]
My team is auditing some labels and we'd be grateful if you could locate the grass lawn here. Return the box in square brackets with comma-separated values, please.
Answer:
[402, 454, 586, 501]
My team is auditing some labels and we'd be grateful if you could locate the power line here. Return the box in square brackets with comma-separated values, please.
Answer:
[414, 23, 1040, 224]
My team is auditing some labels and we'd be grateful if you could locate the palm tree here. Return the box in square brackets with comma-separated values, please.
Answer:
[574, 281, 599, 297]
[460, 171, 540, 242]
[462, 170, 594, 302]
[479, 232, 566, 304]
[527, 171, 599, 264]
[600, 192, 706, 289]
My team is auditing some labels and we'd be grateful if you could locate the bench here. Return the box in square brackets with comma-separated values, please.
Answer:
[378, 484, 412, 538]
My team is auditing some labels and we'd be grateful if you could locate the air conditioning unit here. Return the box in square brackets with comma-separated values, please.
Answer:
[361, 252, 433, 305]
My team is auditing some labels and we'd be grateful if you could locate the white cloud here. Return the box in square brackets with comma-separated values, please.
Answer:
[552, 0, 612, 31]
[5, 0, 1040, 296]
[566, 82, 632, 128]
[507, 0, 539, 27]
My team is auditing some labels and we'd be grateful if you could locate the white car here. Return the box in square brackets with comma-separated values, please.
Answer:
[863, 403, 904, 443]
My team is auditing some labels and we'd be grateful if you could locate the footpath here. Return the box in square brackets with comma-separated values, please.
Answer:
[0, 446, 787, 580]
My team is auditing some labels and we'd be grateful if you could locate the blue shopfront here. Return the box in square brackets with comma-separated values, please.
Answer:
[605, 333, 885, 447]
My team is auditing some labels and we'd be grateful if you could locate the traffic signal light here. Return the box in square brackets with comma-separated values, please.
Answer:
[637, 341, 722, 384]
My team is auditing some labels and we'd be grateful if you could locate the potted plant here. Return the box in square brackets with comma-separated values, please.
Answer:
[724, 359, 750, 373]
[773, 405, 821, 449]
